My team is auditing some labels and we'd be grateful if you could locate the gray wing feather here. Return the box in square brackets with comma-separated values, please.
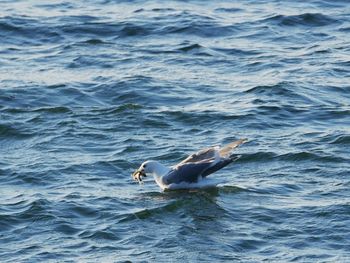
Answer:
[164, 161, 215, 184]
[219, 139, 247, 157]
[178, 147, 217, 165]
[178, 139, 247, 165]
[166, 139, 247, 184]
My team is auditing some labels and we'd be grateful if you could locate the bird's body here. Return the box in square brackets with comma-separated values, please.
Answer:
[132, 139, 247, 190]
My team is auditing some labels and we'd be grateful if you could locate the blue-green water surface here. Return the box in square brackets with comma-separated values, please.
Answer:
[1, 0, 350, 262]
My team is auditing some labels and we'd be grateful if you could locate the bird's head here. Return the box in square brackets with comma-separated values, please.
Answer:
[132, 160, 158, 183]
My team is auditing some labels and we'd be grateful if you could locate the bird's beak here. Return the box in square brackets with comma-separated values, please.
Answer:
[132, 168, 146, 183]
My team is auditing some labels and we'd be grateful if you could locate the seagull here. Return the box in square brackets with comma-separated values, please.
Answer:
[132, 138, 247, 190]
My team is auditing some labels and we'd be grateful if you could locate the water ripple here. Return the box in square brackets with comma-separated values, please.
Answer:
[1, 0, 350, 262]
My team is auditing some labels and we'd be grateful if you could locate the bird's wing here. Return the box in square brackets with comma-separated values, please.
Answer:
[166, 139, 248, 184]
[218, 138, 248, 158]
[164, 160, 217, 184]
[176, 138, 247, 165]
[177, 147, 219, 165]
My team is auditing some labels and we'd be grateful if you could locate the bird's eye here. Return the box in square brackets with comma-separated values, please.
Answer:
[144, 164, 147, 168]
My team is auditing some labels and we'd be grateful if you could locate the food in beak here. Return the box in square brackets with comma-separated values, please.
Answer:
[132, 169, 146, 183]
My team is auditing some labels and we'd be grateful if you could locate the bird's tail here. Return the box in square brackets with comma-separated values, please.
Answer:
[219, 138, 247, 158]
